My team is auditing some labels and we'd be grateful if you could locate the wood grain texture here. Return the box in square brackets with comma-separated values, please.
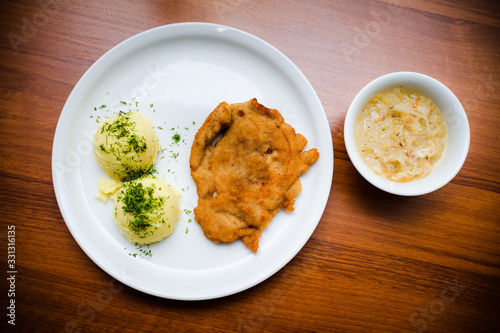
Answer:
[1, 0, 499, 332]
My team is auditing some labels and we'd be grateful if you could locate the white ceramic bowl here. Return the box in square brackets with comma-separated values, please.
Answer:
[344, 72, 470, 196]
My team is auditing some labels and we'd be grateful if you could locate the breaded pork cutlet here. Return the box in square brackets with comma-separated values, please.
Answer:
[190, 98, 319, 252]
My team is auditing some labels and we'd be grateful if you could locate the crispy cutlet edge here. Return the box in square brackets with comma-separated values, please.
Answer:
[278, 119, 320, 212]
[242, 229, 261, 253]
[190, 101, 231, 172]
[283, 148, 320, 212]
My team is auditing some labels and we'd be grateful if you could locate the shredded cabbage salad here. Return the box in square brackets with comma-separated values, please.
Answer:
[355, 87, 447, 182]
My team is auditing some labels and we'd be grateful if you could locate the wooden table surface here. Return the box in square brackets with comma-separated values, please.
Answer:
[1, 0, 499, 332]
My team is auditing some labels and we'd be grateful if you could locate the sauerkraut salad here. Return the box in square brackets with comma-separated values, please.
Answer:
[355, 87, 447, 182]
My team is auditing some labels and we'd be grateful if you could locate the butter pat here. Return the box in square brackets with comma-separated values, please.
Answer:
[95, 177, 121, 203]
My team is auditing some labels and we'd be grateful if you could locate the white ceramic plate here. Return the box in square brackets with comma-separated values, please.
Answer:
[52, 23, 333, 300]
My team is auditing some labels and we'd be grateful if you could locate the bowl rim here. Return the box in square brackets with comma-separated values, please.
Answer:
[344, 71, 470, 196]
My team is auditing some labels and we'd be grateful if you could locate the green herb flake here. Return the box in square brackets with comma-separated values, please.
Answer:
[172, 133, 181, 143]
[128, 244, 153, 259]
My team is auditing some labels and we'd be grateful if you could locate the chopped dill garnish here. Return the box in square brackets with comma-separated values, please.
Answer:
[172, 133, 181, 143]
[124, 163, 157, 181]
[127, 134, 147, 153]
[118, 180, 165, 234]
[128, 244, 152, 259]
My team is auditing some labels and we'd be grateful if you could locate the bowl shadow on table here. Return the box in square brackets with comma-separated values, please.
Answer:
[343, 158, 438, 228]
[334, 130, 431, 227]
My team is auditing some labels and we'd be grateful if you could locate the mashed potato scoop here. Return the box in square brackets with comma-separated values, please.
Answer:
[112, 176, 181, 244]
[93, 111, 160, 181]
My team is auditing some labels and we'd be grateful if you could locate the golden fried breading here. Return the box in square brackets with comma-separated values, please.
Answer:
[190, 98, 319, 252]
